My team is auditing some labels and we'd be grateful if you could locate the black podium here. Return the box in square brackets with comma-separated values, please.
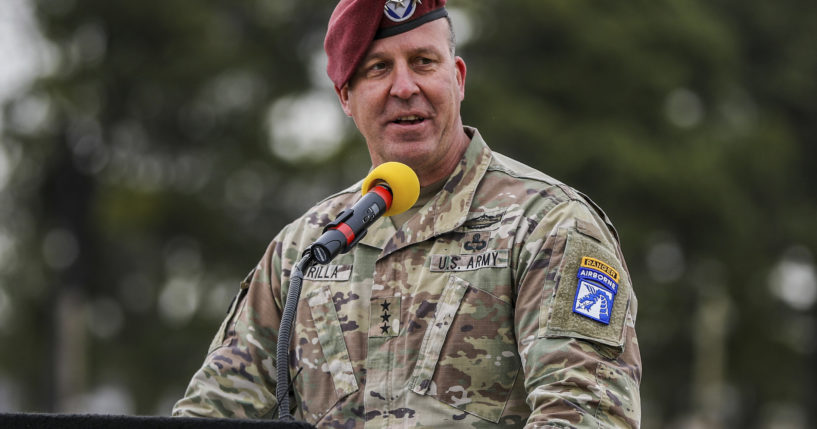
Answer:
[0, 413, 316, 428]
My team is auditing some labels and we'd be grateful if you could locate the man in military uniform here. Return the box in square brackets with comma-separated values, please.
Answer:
[173, 0, 642, 427]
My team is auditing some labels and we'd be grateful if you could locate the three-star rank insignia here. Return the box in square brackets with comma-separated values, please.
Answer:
[370, 296, 401, 337]
[384, 0, 421, 22]
[573, 257, 620, 325]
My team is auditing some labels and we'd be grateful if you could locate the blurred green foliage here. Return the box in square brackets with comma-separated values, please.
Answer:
[1, 0, 815, 427]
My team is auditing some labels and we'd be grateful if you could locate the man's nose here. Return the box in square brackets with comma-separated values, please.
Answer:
[389, 62, 420, 99]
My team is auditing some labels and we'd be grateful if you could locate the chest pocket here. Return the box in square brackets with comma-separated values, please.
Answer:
[408, 275, 520, 422]
[297, 285, 359, 423]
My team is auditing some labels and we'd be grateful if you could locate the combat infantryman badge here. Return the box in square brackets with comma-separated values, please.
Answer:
[573, 257, 620, 324]
[385, 0, 421, 22]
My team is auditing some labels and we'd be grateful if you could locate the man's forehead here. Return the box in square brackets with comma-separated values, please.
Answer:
[362, 20, 449, 60]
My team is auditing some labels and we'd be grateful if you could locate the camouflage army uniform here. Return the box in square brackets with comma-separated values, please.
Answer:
[173, 127, 642, 428]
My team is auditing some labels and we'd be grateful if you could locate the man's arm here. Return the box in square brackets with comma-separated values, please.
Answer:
[172, 240, 284, 419]
[514, 200, 641, 428]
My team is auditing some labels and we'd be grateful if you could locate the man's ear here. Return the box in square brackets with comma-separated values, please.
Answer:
[335, 84, 353, 116]
[455, 56, 467, 102]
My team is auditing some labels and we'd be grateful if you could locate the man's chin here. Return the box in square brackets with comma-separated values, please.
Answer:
[382, 132, 431, 145]
[381, 142, 435, 163]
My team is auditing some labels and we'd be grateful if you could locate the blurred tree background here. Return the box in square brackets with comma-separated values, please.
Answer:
[0, 0, 815, 427]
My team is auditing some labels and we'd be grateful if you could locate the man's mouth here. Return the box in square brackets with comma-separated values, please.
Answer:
[392, 115, 425, 125]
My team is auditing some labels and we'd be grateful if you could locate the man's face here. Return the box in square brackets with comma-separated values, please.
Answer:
[336, 19, 467, 184]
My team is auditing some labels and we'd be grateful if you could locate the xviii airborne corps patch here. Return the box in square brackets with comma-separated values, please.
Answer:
[573, 256, 620, 325]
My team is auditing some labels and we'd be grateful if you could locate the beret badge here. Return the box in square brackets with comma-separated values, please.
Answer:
[385, 0, 420, 22]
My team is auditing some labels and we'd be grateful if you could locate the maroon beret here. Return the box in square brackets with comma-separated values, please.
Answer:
[324, 0, 448, 89]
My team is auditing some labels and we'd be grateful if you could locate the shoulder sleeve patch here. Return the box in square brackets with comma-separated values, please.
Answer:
[540, 228, 631, 349]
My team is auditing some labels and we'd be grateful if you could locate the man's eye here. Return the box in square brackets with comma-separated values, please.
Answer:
[370, 62, 387, 71]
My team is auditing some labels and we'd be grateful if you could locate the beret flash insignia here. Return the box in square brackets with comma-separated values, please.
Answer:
[385, 0, 419, 22]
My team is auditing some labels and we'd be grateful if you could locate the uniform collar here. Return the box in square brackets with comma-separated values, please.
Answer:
[359, 127, 492, 256]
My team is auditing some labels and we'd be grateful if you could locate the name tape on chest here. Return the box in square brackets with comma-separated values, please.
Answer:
[303, 264, 353, 282]
[430, 250, 509, 272]
[573, 257, 620, 325]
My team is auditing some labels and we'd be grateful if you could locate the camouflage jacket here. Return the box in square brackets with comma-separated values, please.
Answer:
[173, 128, 642, 428]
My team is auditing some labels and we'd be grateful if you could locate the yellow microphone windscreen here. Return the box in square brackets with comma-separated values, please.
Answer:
[361, 162, 420, 217]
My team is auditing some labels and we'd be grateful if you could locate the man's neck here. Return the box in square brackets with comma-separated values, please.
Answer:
[415, 126, 473, 186]
[389, 175, 448, 230]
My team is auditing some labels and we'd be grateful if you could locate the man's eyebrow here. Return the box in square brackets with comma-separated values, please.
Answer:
[407, 46, 444, 57]
[360, 52, 388, 65]
[361, 45, 444, 64]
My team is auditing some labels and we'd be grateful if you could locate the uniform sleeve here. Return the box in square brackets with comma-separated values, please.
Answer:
[513, 200, 642, 428]
[171, 238, 285, 419]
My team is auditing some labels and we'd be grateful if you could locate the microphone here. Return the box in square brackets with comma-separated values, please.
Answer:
[277, 162, 418, 420]
[308, 162, 420, 264]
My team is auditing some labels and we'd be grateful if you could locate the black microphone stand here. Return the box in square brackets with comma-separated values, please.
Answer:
[275, 251, 316, 421]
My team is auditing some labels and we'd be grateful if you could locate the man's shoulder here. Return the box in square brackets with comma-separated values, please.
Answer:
[484, 150, 579, 203]
[480, 150, 619, 238]
[279, 181, 363, 236]
[313, 180, 363, 210]
[488, 151, 560, 184]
